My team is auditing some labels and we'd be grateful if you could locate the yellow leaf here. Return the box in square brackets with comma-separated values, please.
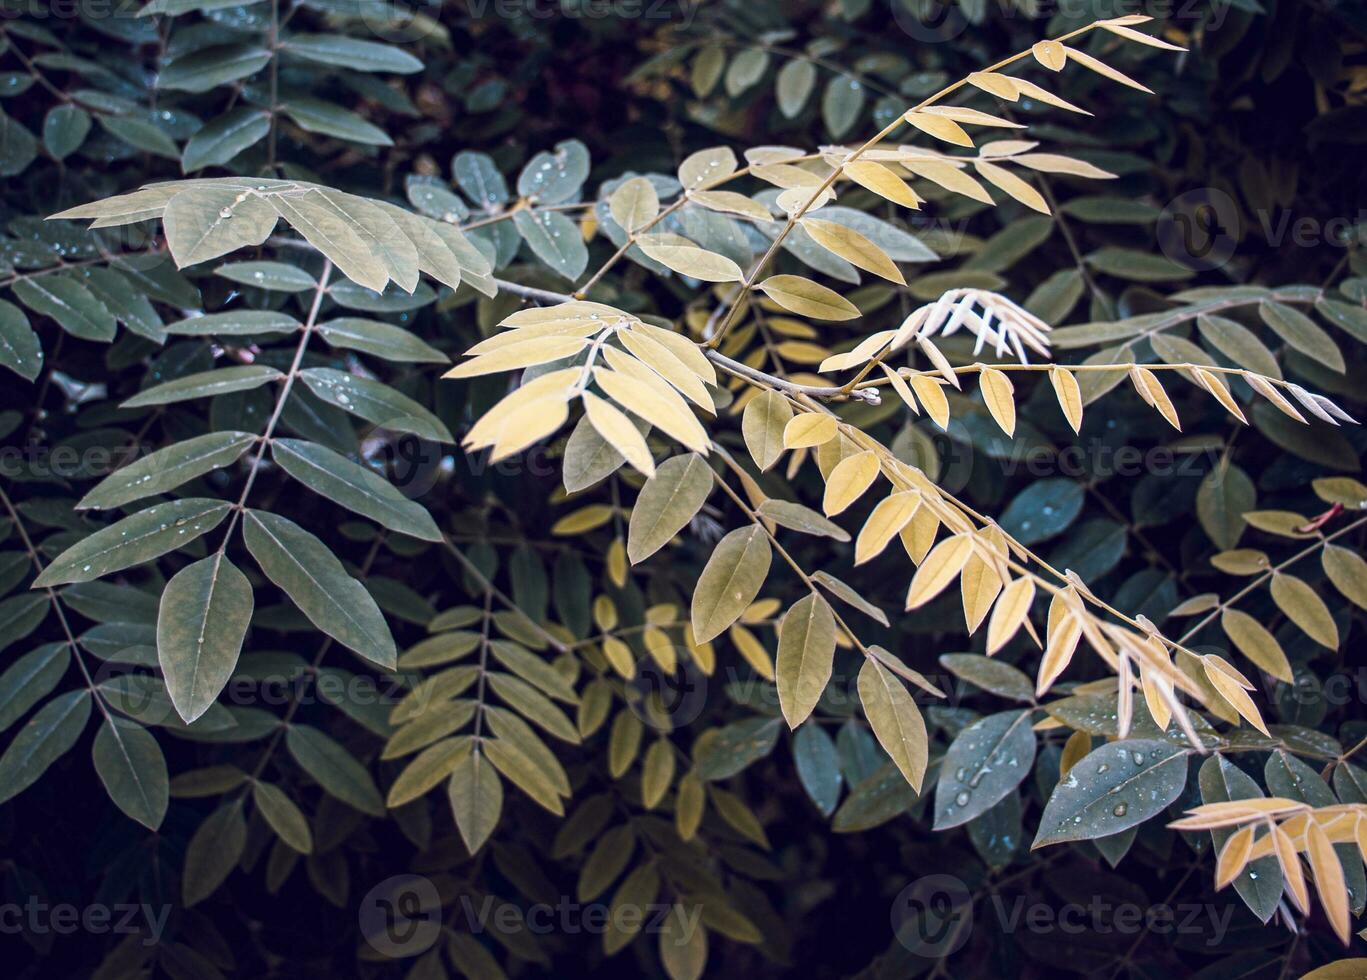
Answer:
[594, 367, 709, 453]
[979, 367, 1016, 436]
[900, 504, 939, 565]
[728, 623, 774, 680]
[855, 491, 922, 565]
[1062, 45, 1154, 92]
[690, 189, 773, 222]
[986, 576, 1035, 654]
[775, 593, 836, 728]
[601, 635, 636, 679]
[638, 234, 744, 282]
[959, 553, 1002, 634]
[617, 330, 714, 411]
[857, 658, 928, 791]
[1219, 609, 1292, 682]
[1130, 367, 1181, 430]
[906, 533, 973, 609]
[552, 504, 614, 536]
[967, 71, 1019, 100]
[742, 389, 792, 471]
[488, 394, 571, 461]
[802, 218, 906, 285]
[582, 391, 655, 477]
[1203, 661, 1269, 735]
[1037, 613, 1082, 695]
[904, 110, 974, 147]
[1032, 39, 1066, 70]
[909, 375, 950, 429]
[1323, 545, 1367, 609]
[1271, 824, 1309, 913]
[843, 160, 921, 209]
[445, 335, 590, 378]
[783, 413, 837, 449]
[822, 450, 880, 516]
[1306, 821, 1351, 944]
[902, 160, 994, 205]
[1215, 825, 1255, 889]
[973, 161, 1049, 214]
[757, 274, 861, 321]
[607, 537, 628, 587]
[1270, 572, 1340, 648]
[1059, 730, 1090, 776]
[1049, 366, 1082, 433]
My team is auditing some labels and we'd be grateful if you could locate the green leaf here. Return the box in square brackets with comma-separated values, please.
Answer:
[13, 274, 115, 341]
[0, 642, 69, 731]
[0, 592, 47, 653]
[0, 107, 38, 176]
[77, 431, 256, 511]
[269, 191, 389, 291]
[42, 104, 90, 160]
[243, 509, 396, 668]
[34, 498, 232, 587]
[79, 268, 165, 342]
[121, 365, 283, 408]
[387, 736, 470, 807]
[92, 716, 169, 829]
[272, 438, 441, 540]
[690, 526, 772, 643]
[627, 453, 713, 563]
[483, 735, 566, 815]
[0, 689, 91, 806]
[512, 209, 588, 281]
[158, 553, 253, 724]
[298, 368, 453, 442]
[775, 593, 836, 728]
[1197, 314, 1281, 379]
[998, 479, 1084, 545]
[822, 75, 866, 139]
[776, 58, 816, 118]
[183, 800, 246, 906]
[448, 749, 502, 854]
[742, 390, 791, 471]
[283, 34, 423, 74]
[98, 115, 178, 159]
[517, 139, 590, 204]
[181, 107, 270, 171]
[316, 317, 447, 363]
[755, 500, 850, 541]
[1196, 463, 1254, 550]
[1259, 300, 1344, 372]
[0, 299, 41, 380]
[158, 43, 272, 93]
[1033, 739, 1187, 848]
[1198, 755, 1281, 922]
[857, 658, 928, 792]
[215, 261, 316, 292]
[694, 717, 782, 781]
[280, 97, 392, 146]
[166, 310, 298, 337]
[164, 187, 279, 268]
[939, 653, 1034, 702]
[286, 724, 385, 815]
[933, 710, 1035, 829]
[252, 780, 313, 853]
[793, 723, 842, 817]
[604, 862, 661, 955]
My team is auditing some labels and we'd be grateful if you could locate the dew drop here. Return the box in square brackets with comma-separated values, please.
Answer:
[954, 790, 970, 807]
[1112, 803, 1128, 817]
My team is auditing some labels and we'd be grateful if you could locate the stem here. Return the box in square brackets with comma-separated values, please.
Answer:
[219, 259, 333, 546]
